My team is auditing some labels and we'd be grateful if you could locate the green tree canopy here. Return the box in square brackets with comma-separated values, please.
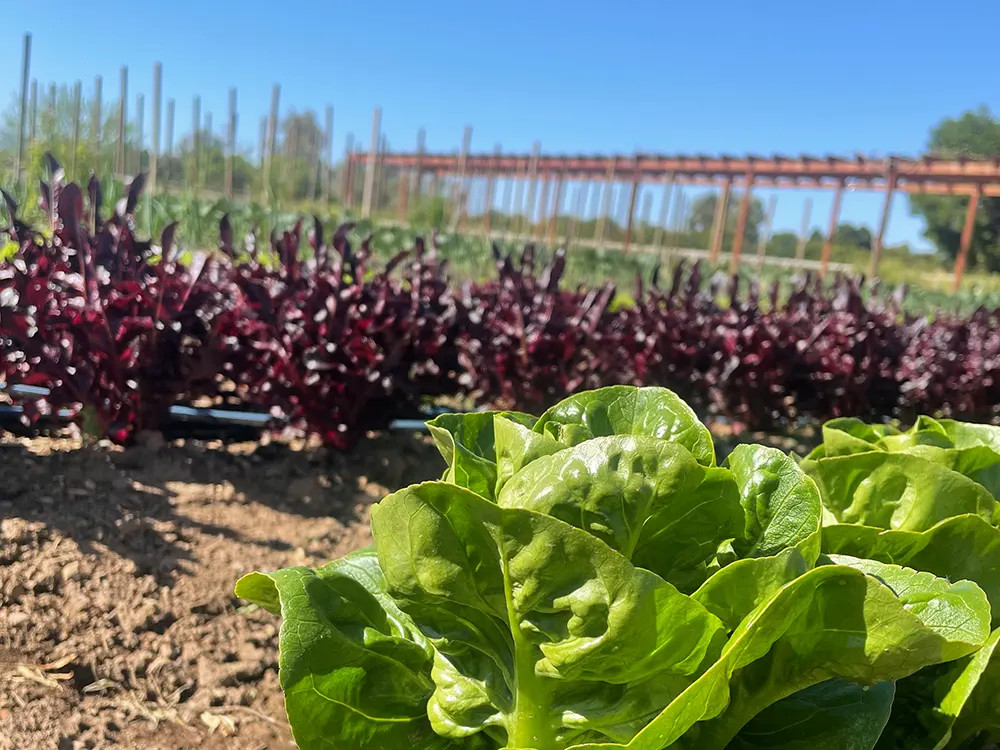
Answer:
[910, 107, 1000, 272]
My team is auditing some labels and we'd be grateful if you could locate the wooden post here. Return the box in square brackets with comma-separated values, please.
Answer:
[14, 34, 30, 186]
[361, 107, 381, 218]
[70, 81, 81, 179]
[524, 141, 541, 236]
[411, 128, 426, 205]
[322, 105, 333, 204]
[795, 197, 813, 260]
[91, 75, 102, 153]
[729, 172, 755, 273]
[135, 93, 144, 174]
[342, 133, 355, 208]
[547, 170, 564, 245]
[596, 157, 617, 249]
[820, 180, 845, 278]
[501, 161, 514, 237]
[116, 67, 127, 177]
[653, 175, 674, 250]
[225, 87, 237, 198]
[535, 174, 550, 241]
[375, 133, 388, 213]
[756, 194, 777, 269]
[44, 83, 54, 144]
[398, 167, 411, 220]
[512, 158, 526, 236]
[952, 187, 982, 292]
[29, 79, 37, 146]
[869, 165, 896, 278]
[623, 157, 642, 251]
[454, 125, 472, 227]
[639, 191, 653, 248]
[164, 99, 175, 186]
[708, 177, 732, 264]
[263, 84, 280, 202]
[149, 63, 161, 194]
[306, 122, 321, 202]
[483, 144, 501, 237]
[670, 189, 686, 254]
[192, 95, 201, 195]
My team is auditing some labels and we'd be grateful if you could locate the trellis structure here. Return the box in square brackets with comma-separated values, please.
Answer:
[348, 139, 1000, 290]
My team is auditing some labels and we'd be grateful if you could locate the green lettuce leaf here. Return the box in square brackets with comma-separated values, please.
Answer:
[532, 385, 716, 466]
[428, 411, 537, 501]
[496, 436, 742, 588]
[235, 548, 486, 750]
[371, 481, 728, 747]
[728, 679, 895, 750]
[567, 558, 990, 750]
[804, 451, 996, 531]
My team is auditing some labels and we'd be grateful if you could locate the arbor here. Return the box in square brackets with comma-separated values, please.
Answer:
[910, 107, 1000, 271]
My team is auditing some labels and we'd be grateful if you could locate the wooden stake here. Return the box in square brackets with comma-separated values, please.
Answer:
[29, 79, 37, 146]
[483, 144, 501, 237]
[547, 170, 564, 245]
[263, 84, 280, 202]
[192, 95, 201, 195]
[342, 133, 355, 208]
[135, 93, 144, 174]
[412, 128, 426, 205]
[455, 125, 472, 227]
[652, 175, 674, 250]
[164, 99, 175, 185]
[596, 157, 617, 249]
[116, 67, 127, 177]
[708, 178, 732, 264]
[639, 191, 653, 247]
[953, 187, 982, 292]
[524, 141, 541, 236]
[322, 105, 333, 204]
[150, 63, 161, 194]
[225, 87, 237, 198]
[361, 107, 381, 218]
[795, 197, 813, 260]
[623, 156, 641, 251]
[756, 194, 777, 269]
[729, 172, 755, 273]
[512, 159, 526, 236]
[14, 34, 30, 186]
[91, 75, 102, 153]
[70, 81, 81, 179]
[820, 180, 844, 278]
[869, 165, 896, 278]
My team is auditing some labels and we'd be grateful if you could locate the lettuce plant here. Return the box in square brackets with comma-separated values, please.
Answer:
[238, 386, 991, 749]
[800, 415, 1000, 749]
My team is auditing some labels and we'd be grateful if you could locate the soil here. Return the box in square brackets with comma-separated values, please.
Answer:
[0, 430, 445, 750]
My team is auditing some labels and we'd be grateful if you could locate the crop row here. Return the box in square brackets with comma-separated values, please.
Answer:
[2, 161, 1000, 446]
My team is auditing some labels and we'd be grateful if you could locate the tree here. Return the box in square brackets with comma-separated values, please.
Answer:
[687, 192, 764, 252]
[834, 223, 872, 251]
[910, 107, 1000, 272]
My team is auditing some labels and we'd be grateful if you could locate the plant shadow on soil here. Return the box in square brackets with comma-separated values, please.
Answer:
[0, 431, 444, 585]
[0, 429, 447, 750]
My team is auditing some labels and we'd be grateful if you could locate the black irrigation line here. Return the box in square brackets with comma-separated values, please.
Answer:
[0, 383, 440, 439]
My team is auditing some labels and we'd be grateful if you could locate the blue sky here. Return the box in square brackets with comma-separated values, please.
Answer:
[2, 0, 998, 249]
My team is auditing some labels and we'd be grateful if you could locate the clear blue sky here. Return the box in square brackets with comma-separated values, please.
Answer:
[2, 0, 998, 250]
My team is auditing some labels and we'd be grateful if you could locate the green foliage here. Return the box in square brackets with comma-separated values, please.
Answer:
[802, 415, 1000, 748]
[238, 386, 991, 750]
[911, 107, 1000, 272]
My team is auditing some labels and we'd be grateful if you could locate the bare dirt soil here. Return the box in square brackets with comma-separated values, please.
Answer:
[0, 431, 444, 750]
